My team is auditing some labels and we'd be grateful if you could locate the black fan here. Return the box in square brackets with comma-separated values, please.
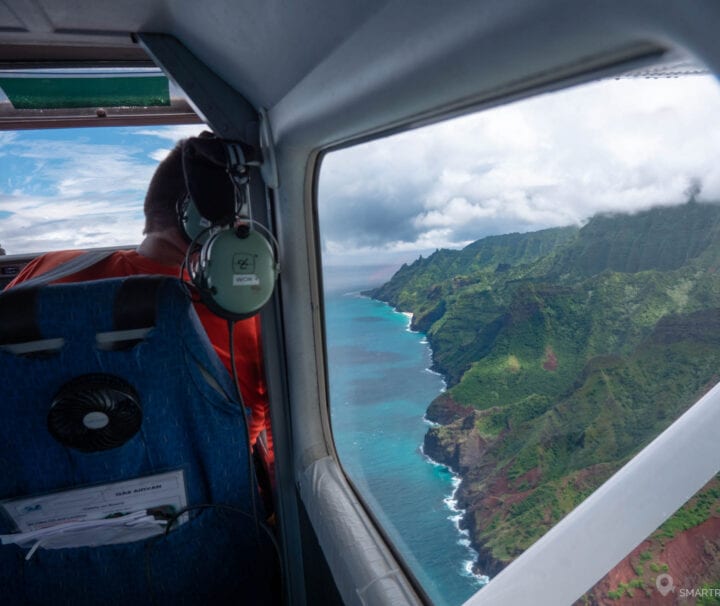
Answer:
[48, 374, 142, 452]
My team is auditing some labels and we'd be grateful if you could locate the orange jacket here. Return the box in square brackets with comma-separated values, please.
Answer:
[7, 249, 273, 461]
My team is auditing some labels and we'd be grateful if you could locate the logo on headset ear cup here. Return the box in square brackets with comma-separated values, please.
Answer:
[177, 195, 215, 244]
[194, 227, 278, 319]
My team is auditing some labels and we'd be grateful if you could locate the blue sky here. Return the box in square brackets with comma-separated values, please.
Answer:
[0, 124, 204, 255]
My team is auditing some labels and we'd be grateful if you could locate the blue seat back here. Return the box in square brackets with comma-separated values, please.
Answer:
[0, 277, 278, 605]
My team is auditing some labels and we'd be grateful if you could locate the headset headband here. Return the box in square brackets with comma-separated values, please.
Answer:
[182, 136, 255, 225]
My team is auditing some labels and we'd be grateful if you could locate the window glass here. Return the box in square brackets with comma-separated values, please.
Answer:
[319, 65, 720, 605]
[0, 67, 198, 125]
[0, 124, 205, 256]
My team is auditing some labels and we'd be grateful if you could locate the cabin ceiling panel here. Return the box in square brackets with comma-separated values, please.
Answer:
[0, 2, 23, 32]
[166, 0, 389, 108]
[3, 0, 161, 34]
[0, 0, 718, 151]
[270, 0, 720, 150]
[0, 0, 391, 109]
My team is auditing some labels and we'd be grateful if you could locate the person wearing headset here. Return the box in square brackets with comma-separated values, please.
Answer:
[5, 138, 274, 470]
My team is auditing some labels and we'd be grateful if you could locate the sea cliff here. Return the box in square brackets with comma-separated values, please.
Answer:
[368, 201, 720, 599]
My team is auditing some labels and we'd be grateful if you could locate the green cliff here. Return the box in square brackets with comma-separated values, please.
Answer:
[368, 201, 720, 580]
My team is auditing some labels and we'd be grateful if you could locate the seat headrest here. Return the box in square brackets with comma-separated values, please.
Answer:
[0, 276, 181, 354]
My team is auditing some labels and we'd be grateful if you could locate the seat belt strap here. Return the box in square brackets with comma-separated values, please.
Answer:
[11, 250, 116, 290]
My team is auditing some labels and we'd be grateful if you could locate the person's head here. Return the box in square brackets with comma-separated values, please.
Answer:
[143, 140, 187, 235]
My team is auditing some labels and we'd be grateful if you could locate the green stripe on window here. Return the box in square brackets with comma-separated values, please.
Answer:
[0, 76, 171, 109]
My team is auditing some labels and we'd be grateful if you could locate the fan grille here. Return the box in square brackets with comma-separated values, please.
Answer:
[48, 374, 142, 452]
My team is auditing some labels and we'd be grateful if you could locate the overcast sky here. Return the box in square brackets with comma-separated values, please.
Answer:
[2, 75, 720, 271]
[319, 74, 720, 267]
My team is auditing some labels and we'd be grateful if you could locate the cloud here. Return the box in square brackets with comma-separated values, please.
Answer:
[0, 124, 217, 255]
[319, 75, 720, 266]
[0, 191, 144, 253]
[3, 77, 720, 265]
[149, 147, 172, 162]
[0, 132, 18, 148]
[132, 125, 208, 142]
[0, 132, 155, 254]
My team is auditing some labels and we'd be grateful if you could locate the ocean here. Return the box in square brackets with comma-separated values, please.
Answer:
[324, 271, 486, 606]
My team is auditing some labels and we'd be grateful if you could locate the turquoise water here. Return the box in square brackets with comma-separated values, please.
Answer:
[325, 288, 485, 606]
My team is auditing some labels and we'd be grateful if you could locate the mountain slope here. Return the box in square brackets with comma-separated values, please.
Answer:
[369, 201, 720, 593]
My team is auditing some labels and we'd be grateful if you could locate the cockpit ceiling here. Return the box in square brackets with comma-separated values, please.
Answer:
[0, 0, 717, 149]
[0, 0, 390, 109]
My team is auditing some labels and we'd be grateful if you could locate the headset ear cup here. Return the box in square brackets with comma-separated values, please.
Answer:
[178, 195, 214, 245]
[194, 227, 278, 319]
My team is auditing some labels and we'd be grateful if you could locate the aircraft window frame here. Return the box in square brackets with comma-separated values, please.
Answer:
[315, 53, 720, 606]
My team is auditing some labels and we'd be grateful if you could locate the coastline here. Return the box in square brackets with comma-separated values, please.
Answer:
[401, 304, 488, 586]
[419, 439, 490, 586]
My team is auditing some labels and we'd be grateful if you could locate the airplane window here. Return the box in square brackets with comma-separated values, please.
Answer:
[318, 61, 720, 605]
[0, 67, 198, 126]
[0, 124, 205, 256]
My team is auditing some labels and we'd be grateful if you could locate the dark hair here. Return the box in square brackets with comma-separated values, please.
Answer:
[143, 140, 186, 234]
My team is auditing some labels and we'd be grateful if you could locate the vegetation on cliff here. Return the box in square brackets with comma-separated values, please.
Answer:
[368, 201, 720, 587]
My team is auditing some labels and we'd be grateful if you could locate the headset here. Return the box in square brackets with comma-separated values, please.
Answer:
[177, 134, 280, 320]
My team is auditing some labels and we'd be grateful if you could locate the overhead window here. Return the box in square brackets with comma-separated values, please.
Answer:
[0, 68, 170, 109]
[318, 58, 720, 605]
[0, 67, 199, 127]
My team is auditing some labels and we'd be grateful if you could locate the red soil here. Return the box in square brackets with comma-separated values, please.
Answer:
[543, 345, 558, 371]
[578, 516, 720, 605]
